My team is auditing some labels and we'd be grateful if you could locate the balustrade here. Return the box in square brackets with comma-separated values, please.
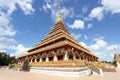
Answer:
[29, 60, 87, 68]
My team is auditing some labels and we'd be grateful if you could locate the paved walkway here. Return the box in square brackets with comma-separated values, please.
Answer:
[0, 67, 120, 80]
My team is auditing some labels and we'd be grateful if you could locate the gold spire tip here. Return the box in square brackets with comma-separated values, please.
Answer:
[55, 4, 64, 24]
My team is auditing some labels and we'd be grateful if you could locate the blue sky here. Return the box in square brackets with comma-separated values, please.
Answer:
[0, 0, 120, 62]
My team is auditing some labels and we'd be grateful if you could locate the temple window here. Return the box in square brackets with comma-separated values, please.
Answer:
[69, 55, 73, 60]
[49, 57, 53, 61]
[81, 57, 83, 60]
[76, 56, 79, 59]
[32, 59, 35, 62]
[57, 55, 63, 60]
[42, 58, 46, 62]
[29, 60, 31, 62]
[37, 59, 40, 62]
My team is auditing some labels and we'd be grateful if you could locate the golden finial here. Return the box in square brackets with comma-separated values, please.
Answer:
[55, 3, 64, 24]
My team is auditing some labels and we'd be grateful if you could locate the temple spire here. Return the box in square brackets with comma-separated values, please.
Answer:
[55, 4, 64, 24]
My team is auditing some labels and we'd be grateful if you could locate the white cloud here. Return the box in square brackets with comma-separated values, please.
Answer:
[82, 6, 88, 13]
[80, 42, 88, 48]
[71, 33, 81, 40]
[88, 0, 120, 21]
[0, 49, 6, 52]
[0, 0, 35, 36]
[46, 3, 51, 9]
[0, 0, 17, 15]
[61, 7, 73, 19]
[106, 45, 120, 51]
[88, 7, 104, 21]
[42, 0, 74, 21]
[101, 0, 120, 14]
[0, 0, 35, 15]
[0, 15, 16, 36]
[89, 37, 107, 51]
[87, 23, 93, 29]
[67, 20, 85, 29]
[10, 53, 15, 57]
[17, 0, 35, 15]
[0, 0, 34, 57]
[43, 3, 51, 13]
[80, 37, 120, 61]
[9, 44, 30, 57]
[0, 37, 16, 49]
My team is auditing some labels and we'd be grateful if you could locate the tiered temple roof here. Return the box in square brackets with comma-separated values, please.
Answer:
[19, 7, 98, 61]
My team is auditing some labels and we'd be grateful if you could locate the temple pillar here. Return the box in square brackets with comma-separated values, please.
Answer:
[84, 55, 86, 61]
[72, 48, 76, 60]
[35, 58, 37, 62]
[46, 55, 49, 62]
[31, 59, 32, 63]
[40, 57, 42, 62]
[79, 55, 81, 60]
[54, 52, 58, 61]
[64, 50, 68, 60]
[73, 53, 76, 60]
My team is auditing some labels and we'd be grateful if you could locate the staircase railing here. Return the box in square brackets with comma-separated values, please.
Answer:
[87, 62, 103, 75]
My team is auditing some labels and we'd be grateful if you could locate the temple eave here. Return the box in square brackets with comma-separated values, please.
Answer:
[19, 40, 97, 58]
[19, 41, 68, 58]
[28, 30, 90, 54]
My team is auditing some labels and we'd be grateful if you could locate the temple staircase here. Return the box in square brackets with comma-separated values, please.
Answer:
[29, 60, 103, 77]
[8, 64, 17, 71]
[87, 62, 103, 75]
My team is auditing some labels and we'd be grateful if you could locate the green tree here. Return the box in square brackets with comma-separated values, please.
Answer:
[0, 52, 17, 66]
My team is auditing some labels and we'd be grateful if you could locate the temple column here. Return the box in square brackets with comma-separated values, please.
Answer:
[86, 55, 88, 61]
[40, 57, 42, 62]
[90, 56, 91, 61]
[31, 59, 32, 63]
[46, 55, 49, 62]
[93, 57, 95, 61]
[73, 53, 76, 60]
[35, 58, 37, 62]
[81, 52, 84, 60]
[79, 55, 81, 60]
[64, 50, 68, 60]
[88, 56, 90, 61]
[72, 49, 76, 60]
[54, 51, 58, 61]
[84, 54, 87, 61]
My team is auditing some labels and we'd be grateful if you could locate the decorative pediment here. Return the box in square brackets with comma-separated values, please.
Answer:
[48, 51, 54, 57]
[36, 54, 41, 59]
[41, 52, 47, 58]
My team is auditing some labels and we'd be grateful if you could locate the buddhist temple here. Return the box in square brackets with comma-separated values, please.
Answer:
[18, 7, 101, 77]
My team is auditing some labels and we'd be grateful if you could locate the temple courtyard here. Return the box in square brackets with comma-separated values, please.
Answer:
[0, 67, 120, 80]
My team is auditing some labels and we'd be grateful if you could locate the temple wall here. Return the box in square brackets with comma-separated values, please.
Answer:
[30, 67, 89, 77]
[18, 46, 98, 67]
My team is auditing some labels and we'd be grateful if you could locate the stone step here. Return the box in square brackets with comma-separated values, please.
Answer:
[30, 67, 89, 77]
